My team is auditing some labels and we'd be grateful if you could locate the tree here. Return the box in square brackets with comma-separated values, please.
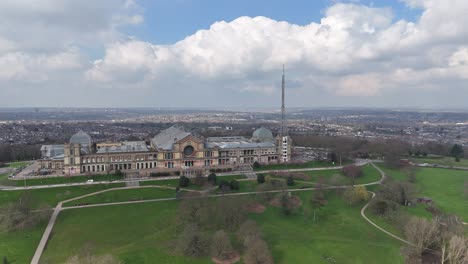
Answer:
[207, 173, 217, 185]
[243, 238, 273, 264]
[343, 186, 370, 205]
[114, 169, 124, 177]
[210, 230, 233, 260]
[176, 224, 209, 257]
[286, 176, 294, 186]
[238, 220, 262, 247]
[450, 144, 464, 160]
[218, 180, 231, 192]
[213, 197, 247, 231]
[342, 165, 363, 185]
[179, 176, 190, 187]
[310, 190, 327, 222]
[403, 217, 440, 260]
[378, 180, 415, 206]
[0, 192, 51, 232]
[257, 174, 265, 184]
[279, 192, 294, 215]
[229, 179, 240, 190]
[441, 235, 468, 264]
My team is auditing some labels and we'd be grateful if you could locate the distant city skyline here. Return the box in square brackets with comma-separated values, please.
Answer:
[1, 0, 468, 108]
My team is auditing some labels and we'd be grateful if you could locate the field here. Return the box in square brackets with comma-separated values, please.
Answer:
[377, 164, 468, 221]
[0, 183, 124, 263]
[0, 183, 125, 209]
[253, 160, 343, 171]
[40, 191, 404, 263]
[63, 187, 179, 207]
[2, 173, 124, 187]
[410, 156, 468, 167]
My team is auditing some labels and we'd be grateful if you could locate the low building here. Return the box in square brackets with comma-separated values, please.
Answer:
[37, 125, 291, 176]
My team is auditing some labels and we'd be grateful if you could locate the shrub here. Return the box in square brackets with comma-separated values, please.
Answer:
[257, 174, 265, 184]
[149, 172, 166, 177]
[179, 176, 190, 187]
[208, 173, 217, 185]
[219, 180, 231, 191]
[115, 169, 124, 177]
[253, 161, 261, 169]
[229, 179, 240, 190]
[286, 176, 294, 186]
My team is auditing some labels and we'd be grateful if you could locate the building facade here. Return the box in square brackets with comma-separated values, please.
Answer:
[38, 125, 292, 176]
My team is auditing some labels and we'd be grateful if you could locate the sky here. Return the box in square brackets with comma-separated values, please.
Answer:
[0, 0, 468, 109]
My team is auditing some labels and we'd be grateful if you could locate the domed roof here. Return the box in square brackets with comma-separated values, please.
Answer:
[70, 131, 92, 145]
[252, 127, 273, 141]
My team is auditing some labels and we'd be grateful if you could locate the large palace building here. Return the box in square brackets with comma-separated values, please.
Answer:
[38, 126, 291, 176]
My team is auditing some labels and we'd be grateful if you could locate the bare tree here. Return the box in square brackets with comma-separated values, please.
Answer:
[243, 238, 274, 264]
[0, 192, 51, 232]
[342, 165, 363, 185]
[441, 235, 468, 264]
[210, 230, 234, 260]
[176, 223, 209, 257]
[403, 217, 440, 259]
[238, 220, 262, 247]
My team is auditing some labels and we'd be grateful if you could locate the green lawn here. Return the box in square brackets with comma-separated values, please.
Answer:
[410, 156, 468, 167]
[40, 191, 404, 263]
[252, 191, 404, 264]
[0, 183, 125, 263]
[0, 221, 48, 264]
[0, 183, 125, 209]
[3, 173, 124, 187]
[296, 164, 381, 185]
[41, 202, 211, 264]
[375, 164, 468, 221]
[415, 167, 468, 221]
[6, 161, 29, 168]
[62, 187, 179, 207]
[254, 160, 343, 171]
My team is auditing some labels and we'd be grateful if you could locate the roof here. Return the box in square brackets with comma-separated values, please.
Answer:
[96, 141, 150, 154]
[41, 145, 65, 160]
[206, 139, 276, 149]
[70, 131, 92, 145]
[151, 125, 191, 150]
[252, 127, 274, 141]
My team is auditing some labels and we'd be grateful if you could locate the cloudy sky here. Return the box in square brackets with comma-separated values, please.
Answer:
[1, 0, 468, 109]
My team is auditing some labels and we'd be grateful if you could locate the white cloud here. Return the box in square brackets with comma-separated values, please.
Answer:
[2, 1, 468, 108]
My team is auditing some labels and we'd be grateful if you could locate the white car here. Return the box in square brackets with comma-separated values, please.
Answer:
[86, 179, 94, 184]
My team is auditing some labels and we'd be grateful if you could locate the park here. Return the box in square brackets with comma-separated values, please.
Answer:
[0, 160, 467, 263]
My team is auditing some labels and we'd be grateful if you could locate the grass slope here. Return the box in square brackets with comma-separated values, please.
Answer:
[0, 183, 125, 208]
[253, 192, 404, 264]
[376, 164, 467, 221]
[41, 202, 210, 264]
[42, 191, 404, 263]
[63, 187, 179, 207]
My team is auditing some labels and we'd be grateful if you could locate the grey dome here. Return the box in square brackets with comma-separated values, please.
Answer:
[252, 127, 273, 141]
[70, 131, 92, 145]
